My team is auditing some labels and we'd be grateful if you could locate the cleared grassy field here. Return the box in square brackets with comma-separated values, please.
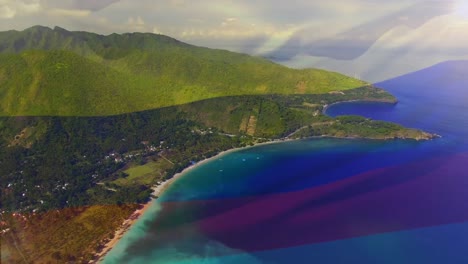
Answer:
[113, 159, 173, 186]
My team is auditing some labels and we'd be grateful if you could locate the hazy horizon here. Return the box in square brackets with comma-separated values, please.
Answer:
[1, 0, 467, 81]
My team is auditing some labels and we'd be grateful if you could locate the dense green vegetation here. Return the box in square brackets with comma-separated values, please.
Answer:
[180, 86, 397, 136]
[289, 115, 435, 140]
[0, 26, 436, 264]
[0, 28, 403, 214]
[0, 26, 367, 116]
[0, 87, 432, 214]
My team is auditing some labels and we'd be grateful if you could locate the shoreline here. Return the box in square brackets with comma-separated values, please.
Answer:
[93, 123, 440, 262]
[92, 202, 153, 263]
[93, 139, 290, 263]
[93, 99, 429, 263]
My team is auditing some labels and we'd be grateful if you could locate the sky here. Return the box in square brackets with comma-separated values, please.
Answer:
[1, 0, 467, 82]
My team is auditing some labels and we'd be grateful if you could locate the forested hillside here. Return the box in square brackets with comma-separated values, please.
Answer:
[0, 26, 367, 116]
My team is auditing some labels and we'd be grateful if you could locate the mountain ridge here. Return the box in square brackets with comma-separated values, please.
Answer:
[0, 26, 368, 116]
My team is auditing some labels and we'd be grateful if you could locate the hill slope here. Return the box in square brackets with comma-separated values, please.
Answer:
[0, 26, 367, 116]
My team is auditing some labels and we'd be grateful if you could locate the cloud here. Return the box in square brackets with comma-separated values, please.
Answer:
[221, 17, 237, 26]
[126, 16, 146, 31]
[281, 13, 468, 82]
[0, 4, 14, 18]
[153, 27, 162, 34]
[40, 0, 119, 12]
[48, 8, 91, 18]
[266, 1, 456, 61]
[0, 0, 41, 19]
[71, 0, 119, 11]
[127, 16, 145, 26]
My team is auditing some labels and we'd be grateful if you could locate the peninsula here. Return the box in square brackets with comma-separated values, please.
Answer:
[0, 26, 437, 263]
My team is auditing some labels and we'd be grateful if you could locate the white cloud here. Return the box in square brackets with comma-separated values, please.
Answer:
[0, 5, 15, 18]
[0, 0, 41, 19]
[127, 16, 145, 26]
[454, 0, 468, 19]
[283, 13, 468, 82]
[48, 8, 91, 17]
[124, 16, 148, 32]
[152, 26, 161, 34]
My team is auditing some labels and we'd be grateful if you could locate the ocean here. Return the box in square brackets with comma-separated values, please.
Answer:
[103, 63, 468, 264]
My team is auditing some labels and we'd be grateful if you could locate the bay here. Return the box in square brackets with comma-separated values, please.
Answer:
[104, 62, 468, 263]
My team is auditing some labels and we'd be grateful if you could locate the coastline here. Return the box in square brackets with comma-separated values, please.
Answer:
[93, 139, 288, 263]
[92, 202, 153, 263]
[93, 99, 428, 263]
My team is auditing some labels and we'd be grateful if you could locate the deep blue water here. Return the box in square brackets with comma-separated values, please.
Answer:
[104, 62, 468, 263]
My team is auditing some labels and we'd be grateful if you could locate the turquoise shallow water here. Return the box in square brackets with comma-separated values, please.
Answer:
[103, 139, 468, 263]
[103, 63, 468, 263]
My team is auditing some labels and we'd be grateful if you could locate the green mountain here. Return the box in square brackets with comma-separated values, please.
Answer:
[0, 26, 367, 116]
[0, 26, 436, 264]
